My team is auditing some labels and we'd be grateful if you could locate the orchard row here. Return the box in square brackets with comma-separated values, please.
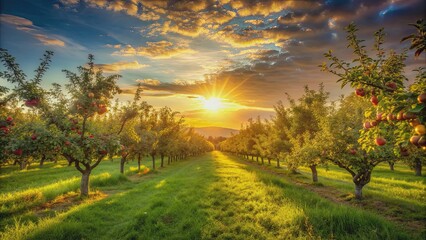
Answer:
[0, 51, 213, 197]
[220, 22, 425, 200]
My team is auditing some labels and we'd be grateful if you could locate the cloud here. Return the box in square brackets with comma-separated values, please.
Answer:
[105, 44, 122, 49]
[113, 41, 196, 58]
[244, 19, 264, 26]
[33, 34, 65, 47]
[226, 0, 320, 17]
[94, 61, 149, 72]
[136, 78, 161, 86]
[0, 14, 33, 26]
[60, 0, 79, 4]
[0, 14, 66, 47]
[58, 0, 425, 110]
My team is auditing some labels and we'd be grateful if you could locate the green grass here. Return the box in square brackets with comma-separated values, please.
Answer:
[0, 152, 421, 239]
[246, 157, 425, 206]
[237, 157, 426, 235]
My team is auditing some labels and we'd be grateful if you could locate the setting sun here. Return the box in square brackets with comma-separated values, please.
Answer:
[203, 97, 222, 112]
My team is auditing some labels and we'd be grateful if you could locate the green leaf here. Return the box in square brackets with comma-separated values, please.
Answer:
[408, 104, 425, 113]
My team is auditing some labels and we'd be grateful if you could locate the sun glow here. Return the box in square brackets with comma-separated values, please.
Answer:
[203, 97, 222, 112]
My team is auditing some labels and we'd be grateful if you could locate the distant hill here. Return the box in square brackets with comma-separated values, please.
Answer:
[194, 127, 239, 138]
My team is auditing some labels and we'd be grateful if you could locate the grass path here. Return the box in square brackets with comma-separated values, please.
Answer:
[0, 152, 419, 239]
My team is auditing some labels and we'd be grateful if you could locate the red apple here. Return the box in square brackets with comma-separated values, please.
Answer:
[363, 122, 372, 129]
[64, 141, 71, 146]
[385, 82, 397, 91]
[370, 96, 379, 106]
[410, 135, 420, 146]
[89, 134, 94, 139]
[371, 120, 378, 127]
[355, 88, 365, 97]
[0, 126, 9, 134]
[24, 98, 40, 107]
[13, 149, 23, 156]
[349, 149, 357, 155]
[88, 92, 95, 98]
[376, 113, 383, 121]
[418, 93, 426, 104]
[403, 112, 416, 120]
[415, 124, 426, 135]
[97, 106, 107, 115]
[6, 116, 13, 122]
[375, 137, 386, 146]
[31, 134, 37, 140]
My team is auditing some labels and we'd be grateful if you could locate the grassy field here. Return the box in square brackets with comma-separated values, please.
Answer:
[236, 157, 426, 235]
[0, 152, 423, 239]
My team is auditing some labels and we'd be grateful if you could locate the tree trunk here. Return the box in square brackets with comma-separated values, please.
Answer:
[137, 153, 141, 171]
[277, 158, 280, 168]
[261, 157, 264, 165]
[39, 155, 46, 166]
[354, 184, 364, 200]
[310, 165, 318, 182]
[161, 154, 164, 168]
[151, 155, 156, 170]
[256, 156, 259, 163]
[251, 155, 254, 161]
[352, 170, 371, 200]
[167, 156, 170, 165]
[80, 170, 91, 197]
[388, 161, 394, 171]
[20, 159, 27, 170]
[120, 156, 126, 174]
[267, 158, 271, 165]
[414, 158, 422, 176]
[64, 155, 73, 166]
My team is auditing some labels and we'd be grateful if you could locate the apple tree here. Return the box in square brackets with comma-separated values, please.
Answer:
[322, 22, 426, 176]
[318, 94, 392, 199]
[0, 50, 135, 196]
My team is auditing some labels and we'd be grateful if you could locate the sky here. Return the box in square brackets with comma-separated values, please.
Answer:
[0, 0, 425, 129]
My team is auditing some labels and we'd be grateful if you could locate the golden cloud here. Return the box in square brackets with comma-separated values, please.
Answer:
[0, 14, 33, 26]
[113, 41, 196, 58]
[0, 14, 66, 47]
[105, 44, 122, 49]
[33, 34, 65, 47]
[60, 0, 79, 4]
[226, 0, 319, 17]
[244, 19, 264, 25]
[94, 61, 149, 72]
[136, 78, 161, 86]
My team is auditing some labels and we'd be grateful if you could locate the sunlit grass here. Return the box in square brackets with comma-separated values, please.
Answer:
[297, 163, 426, 208]
[207, 152, 411, 239]
[0, 153, 420, 239]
